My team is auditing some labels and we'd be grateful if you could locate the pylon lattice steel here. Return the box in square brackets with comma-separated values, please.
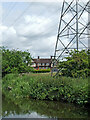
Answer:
[52, 0, 90, 77]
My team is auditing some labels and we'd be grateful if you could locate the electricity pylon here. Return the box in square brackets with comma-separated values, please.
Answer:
[51, 0, 90, 77]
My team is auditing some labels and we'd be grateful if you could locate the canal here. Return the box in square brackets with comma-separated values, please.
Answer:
[2, 96, 89, 119]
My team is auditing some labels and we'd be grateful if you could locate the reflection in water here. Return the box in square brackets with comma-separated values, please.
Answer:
[2, 96, 89, 118]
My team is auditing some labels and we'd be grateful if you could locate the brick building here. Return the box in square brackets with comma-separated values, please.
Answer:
[31, 56, 53, 70]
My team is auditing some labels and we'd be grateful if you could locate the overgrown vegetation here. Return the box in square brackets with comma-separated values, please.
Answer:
[1, 47, 33, 76]
[32, 68, 51, 73]
[1, 48, 89, 106]
[2, 73, 89, 106]
[58, 50, 90, 77]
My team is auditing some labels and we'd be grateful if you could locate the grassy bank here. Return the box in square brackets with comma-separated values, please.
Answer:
[2, 73, 89, 106]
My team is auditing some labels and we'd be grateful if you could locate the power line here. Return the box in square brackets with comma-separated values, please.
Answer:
[3, 2, 15, 17]
[3, 2, 33, 29]
[3, 2, 17, 22]
[18, 7, 61, 37]
[2, 2, 34, 43]
[9, 2, 34, 26]
[5, 5, 61, 41]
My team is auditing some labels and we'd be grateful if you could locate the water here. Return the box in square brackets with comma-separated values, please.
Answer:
[2, 96, 89, 119]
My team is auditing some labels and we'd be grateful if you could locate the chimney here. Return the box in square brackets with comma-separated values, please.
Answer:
[38, 56, 40, 59]
[51, 56, 53, 59]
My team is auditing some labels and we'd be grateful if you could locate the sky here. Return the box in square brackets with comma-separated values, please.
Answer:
[0, 0, 89, 58]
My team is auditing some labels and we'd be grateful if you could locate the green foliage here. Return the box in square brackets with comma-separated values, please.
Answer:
[2, 73, 89, 106]
[58, 50, 89, 77]
[1, 46, 33, 76]
[32, 69, 51, 73]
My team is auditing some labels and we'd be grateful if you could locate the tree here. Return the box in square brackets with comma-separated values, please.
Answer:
[1, 47, 33, 76]
[58, 49, 90, 77]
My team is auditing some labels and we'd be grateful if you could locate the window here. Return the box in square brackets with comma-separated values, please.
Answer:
[46, 63, 49, 66]
[46, 67, 48, 69]
[39, 63, 41, 66]
[42, 63, 44, 66]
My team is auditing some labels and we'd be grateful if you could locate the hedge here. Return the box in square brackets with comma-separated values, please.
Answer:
[32, 69, 51, 73]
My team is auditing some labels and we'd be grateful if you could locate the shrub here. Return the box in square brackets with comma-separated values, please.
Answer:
[58, 50, 89, 77]
[2, 73, 89, 106]
[1, 47, 33, 76]
[32, 69, 51, 73]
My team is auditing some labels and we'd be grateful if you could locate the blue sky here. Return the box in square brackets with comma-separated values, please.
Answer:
[1, 2, 61, 58]
[0, 1, 89, 58]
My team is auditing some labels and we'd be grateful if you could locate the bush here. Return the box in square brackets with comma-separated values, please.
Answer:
[1, 47, 33, 76]
[32, 69, 51, 73]
[58, 50, 89, 77]
[2, 73, 89, 106]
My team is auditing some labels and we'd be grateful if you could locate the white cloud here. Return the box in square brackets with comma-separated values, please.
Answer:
[1, 18, 57, 57]
[24, 15, 49, 24]
[0, 24, 8, 46]
[1, 1, 89, 58]
[15, 15, 52, 38]
[0, 24, 8, 33]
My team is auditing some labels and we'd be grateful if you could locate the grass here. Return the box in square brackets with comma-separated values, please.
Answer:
[2, 73, 89, 106]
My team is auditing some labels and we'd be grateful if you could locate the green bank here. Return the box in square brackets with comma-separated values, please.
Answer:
[2, 73, 89, 106]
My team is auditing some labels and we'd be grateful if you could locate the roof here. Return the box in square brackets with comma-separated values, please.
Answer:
[32, 58, 52, 63]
